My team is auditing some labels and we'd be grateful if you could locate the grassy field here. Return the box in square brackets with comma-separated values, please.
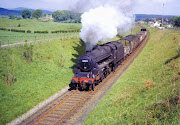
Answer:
[0, 38, 86, 124]
[0, 18, 35, 27]
[5, 22, 82, 32]
[0, 18, 81, 45]
[83, 27, 180, 124]
[0, 30, 79, 45]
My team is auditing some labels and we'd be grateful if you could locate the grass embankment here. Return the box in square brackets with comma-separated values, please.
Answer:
[84, 28, 180, 124]
[0, 38, 85, 124]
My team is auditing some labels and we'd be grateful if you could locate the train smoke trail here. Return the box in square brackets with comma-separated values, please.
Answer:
[75, 0, 135, 51]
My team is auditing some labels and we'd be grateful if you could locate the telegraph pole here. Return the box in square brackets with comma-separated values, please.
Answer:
[10, 19, 11, 34]
[162, 3, 164, 25]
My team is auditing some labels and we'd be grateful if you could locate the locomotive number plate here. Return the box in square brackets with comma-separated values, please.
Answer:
[82, 60, 88, 62]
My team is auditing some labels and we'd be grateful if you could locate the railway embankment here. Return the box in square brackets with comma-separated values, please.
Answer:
[0, 39, 85, 124]
[83, 27, 180, 124]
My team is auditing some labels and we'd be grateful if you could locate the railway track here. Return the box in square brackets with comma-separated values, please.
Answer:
[21, 28, 150, 125]
[26, 90, 90, 125]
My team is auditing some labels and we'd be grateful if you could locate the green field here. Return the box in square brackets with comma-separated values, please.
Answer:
[0, 30, 79, 45]
[0, 18, 36, 27]
[83, 27, 180, 124]
[0, 18, 81, 45]
[5, 21, 81, 32]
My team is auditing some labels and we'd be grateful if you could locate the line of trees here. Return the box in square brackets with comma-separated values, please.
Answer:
[52, 10, 81, 23]
[21, 9, 42, 19]
[20, 9, 81, 23]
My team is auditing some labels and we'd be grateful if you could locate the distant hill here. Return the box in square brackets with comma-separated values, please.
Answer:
[14, 7, 35, 12]
[14, 7, 52, 14]
[0, 7, 52, 16]
[0, 8, 21, 16]
[135, 14, 174, 21]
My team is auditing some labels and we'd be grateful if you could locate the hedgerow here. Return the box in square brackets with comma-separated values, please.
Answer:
[34, 30, 49, 33]
[27, 30, 31, 33]
[7, 29, 25, 33]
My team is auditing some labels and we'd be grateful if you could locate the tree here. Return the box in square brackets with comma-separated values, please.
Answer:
[174, 17, 180, 27]
[145, 18, 150, 23]
[21, 9, 31, 19]
[9, 15, 15, 19]
[32, 9, 42, 19]
[52, 10, 81, 23]
[156, 16, 161, 21]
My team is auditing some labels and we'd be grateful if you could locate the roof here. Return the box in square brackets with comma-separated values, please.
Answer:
[121, 35, 137, 41]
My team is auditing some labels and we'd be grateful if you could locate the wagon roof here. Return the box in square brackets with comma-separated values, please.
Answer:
[121, 35, 137, 41]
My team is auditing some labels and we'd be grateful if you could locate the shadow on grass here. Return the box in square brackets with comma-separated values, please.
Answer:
[70, 39, 86, 70]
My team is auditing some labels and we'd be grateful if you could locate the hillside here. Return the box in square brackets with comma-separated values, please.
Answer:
[0, 38, 85, 124]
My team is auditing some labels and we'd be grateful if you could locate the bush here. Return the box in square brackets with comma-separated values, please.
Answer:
[24, 43, 33, 63]
[27, 30, 31, 33]
[51, 30, 78, 33]
[9, 29, 26, 33]
[16, 17, 21, 20]
[0, 27, 7, 31]
[34, 30, 48, 33]
[18, 24, 21, 27]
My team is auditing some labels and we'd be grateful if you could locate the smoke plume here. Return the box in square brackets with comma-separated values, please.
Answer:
[77, 0, 135, 51]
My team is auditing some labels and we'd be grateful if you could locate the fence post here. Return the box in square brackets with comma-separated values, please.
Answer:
[0, 40, 1, 51]
[8, 38, 10, 48]
[16, 36, 17, 47]
[29, 36, 30, 45]
[61, 32, 62, 40]
[49, 33, 50, 42]
[23, 37, 24, 46]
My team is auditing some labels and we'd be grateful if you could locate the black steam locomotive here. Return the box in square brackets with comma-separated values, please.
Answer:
[69, 28, 147, 90]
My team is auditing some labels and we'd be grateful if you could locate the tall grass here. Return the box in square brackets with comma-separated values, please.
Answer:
[83, 27, 180, 125]
[0, 38, 86, 124]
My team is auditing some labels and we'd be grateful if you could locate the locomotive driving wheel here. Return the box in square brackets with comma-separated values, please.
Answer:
[89, 83, 95, 91]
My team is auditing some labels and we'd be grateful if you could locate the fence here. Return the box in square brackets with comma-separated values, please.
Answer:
[0, 31, 80, 50]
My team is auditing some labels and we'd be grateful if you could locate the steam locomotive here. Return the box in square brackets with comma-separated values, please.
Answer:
[69, 28, 147, 91]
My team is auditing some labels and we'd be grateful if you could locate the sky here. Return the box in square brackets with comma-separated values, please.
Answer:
[0, 0, 179, 15]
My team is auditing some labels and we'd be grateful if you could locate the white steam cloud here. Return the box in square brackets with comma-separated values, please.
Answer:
[78, 0, 135, 51]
